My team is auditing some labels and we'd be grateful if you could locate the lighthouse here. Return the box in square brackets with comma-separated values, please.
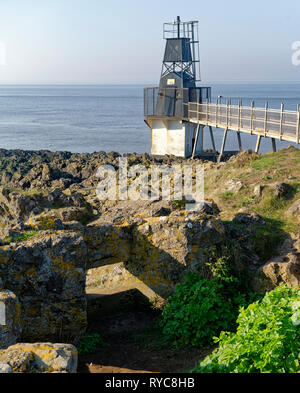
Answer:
[144, 16, 211, 158]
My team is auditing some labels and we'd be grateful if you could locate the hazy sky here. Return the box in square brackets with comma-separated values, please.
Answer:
[0, 0, 299, 84]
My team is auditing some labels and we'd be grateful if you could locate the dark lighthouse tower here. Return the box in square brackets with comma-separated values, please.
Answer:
[144, 16, 211, 157]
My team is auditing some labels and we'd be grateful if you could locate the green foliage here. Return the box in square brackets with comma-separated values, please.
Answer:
[260, 194, 289, 215]
[262, 174, 273, 181]
[159, 262, 259, 348]
[171, 200, 186, 209]
[3, 230, 39, 245]
[238, 195, 259, 209]
[77, 333, 104, 355]
[222, 192, 234, 199]
[193, 286, 300, 373]
[250, 155, 278, 170]
[160, 274, 233, 347]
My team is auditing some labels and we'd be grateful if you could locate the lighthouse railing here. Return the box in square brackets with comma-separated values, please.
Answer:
[144, 87, 198, 120]
[188, 102, 300, 144]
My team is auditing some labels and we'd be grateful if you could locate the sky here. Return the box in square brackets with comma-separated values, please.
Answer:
[0, 0, 299, 84]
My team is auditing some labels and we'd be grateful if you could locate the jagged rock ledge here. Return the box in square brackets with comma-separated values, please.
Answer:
[0, 148, 299, 371]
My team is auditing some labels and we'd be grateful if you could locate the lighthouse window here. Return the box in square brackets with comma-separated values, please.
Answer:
[167, 79, 175, 86]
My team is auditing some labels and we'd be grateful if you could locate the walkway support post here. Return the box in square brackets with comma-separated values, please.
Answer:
[264, 102, 268, 137]
[255, 135, 262, 153]
[237, 132, 242, 152]
[209, 126, 216, 152]
[206, 100, 209, 125]
[238, 100, 242, 131]
[279, 103, 284, 141]
[218, 128, 228, 163]
[192, 124, 201, 159]
[250, 101, 254, 134]
[271, 138, 277, 153]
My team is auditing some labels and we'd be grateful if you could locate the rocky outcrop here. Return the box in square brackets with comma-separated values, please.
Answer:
[0, 148, 298, 345]
[225, 179, 244, 193]
[0, 363, 12, 373]
[0, 232, 87, 342]
[286, 199, 300, 222]
[0, 203, 227, 340]
[0, 343, 77, 373]
[273, 182, 292, 199]
[252, 234, 300, 291]
[127, 212, 225, 298]
[0, 185, 92, 228]
[0, 290, 21, 349]
[83, 206, 226, 299]
[233, 212, 265, 226]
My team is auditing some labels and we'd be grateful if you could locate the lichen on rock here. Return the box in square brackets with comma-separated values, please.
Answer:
[0, 343, 77, 373]
[0, 290, 21, 350]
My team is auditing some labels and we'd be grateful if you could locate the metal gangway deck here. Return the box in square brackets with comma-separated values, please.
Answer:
[188, 101, 300, 160]
[144, 87, 300, 160]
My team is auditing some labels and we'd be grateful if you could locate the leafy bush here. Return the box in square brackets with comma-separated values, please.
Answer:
[77, 333, 104, 355]
[159, 273, 253, 348]
[193, 285, 300, 373]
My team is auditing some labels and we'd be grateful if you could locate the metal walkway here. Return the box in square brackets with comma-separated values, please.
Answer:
[188, 101, 300, 160]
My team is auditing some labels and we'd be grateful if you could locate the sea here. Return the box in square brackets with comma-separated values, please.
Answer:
[0, 83, 299, 155]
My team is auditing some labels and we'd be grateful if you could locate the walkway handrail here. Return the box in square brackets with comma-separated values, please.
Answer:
[188, 102, 300, 144]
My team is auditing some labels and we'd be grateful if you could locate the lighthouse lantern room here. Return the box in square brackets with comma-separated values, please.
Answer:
[144, 16, 211, 158]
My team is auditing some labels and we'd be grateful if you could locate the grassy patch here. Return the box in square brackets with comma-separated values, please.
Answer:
[250, 155, 278, 170]
[262, 174, 273, 181]
[3, 230, 39, 245]
[222, 192, 234, 199]
[249, 218, 286, 262]
[258, 193, 289, 216]
[237, 194, 259, 208]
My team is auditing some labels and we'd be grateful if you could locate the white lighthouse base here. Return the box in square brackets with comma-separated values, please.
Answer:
[148, 119, 203, 158]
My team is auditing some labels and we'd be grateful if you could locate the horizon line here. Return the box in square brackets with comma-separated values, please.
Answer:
[1, 80, 300, 86]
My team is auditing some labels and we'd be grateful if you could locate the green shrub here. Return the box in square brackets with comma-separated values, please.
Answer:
[159, 273, 251, 348]
[77, 333, 104, 355]
[193, 285, 300, 373]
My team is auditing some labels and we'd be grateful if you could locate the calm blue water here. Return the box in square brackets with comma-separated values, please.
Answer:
[0, 83, 299, 154]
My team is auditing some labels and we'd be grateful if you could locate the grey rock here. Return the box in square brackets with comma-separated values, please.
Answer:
[225, 179, 244, 193]
[0, 363, 13, 373]
[233, 212, 265, 226]
[286, 199, 300, 221]
[274, 183, 291, 199]
[0, 343, 78, 373]
[0, 233, 87, 342]
[253, 185, 263, 197]
[0, 291, 21, 350]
